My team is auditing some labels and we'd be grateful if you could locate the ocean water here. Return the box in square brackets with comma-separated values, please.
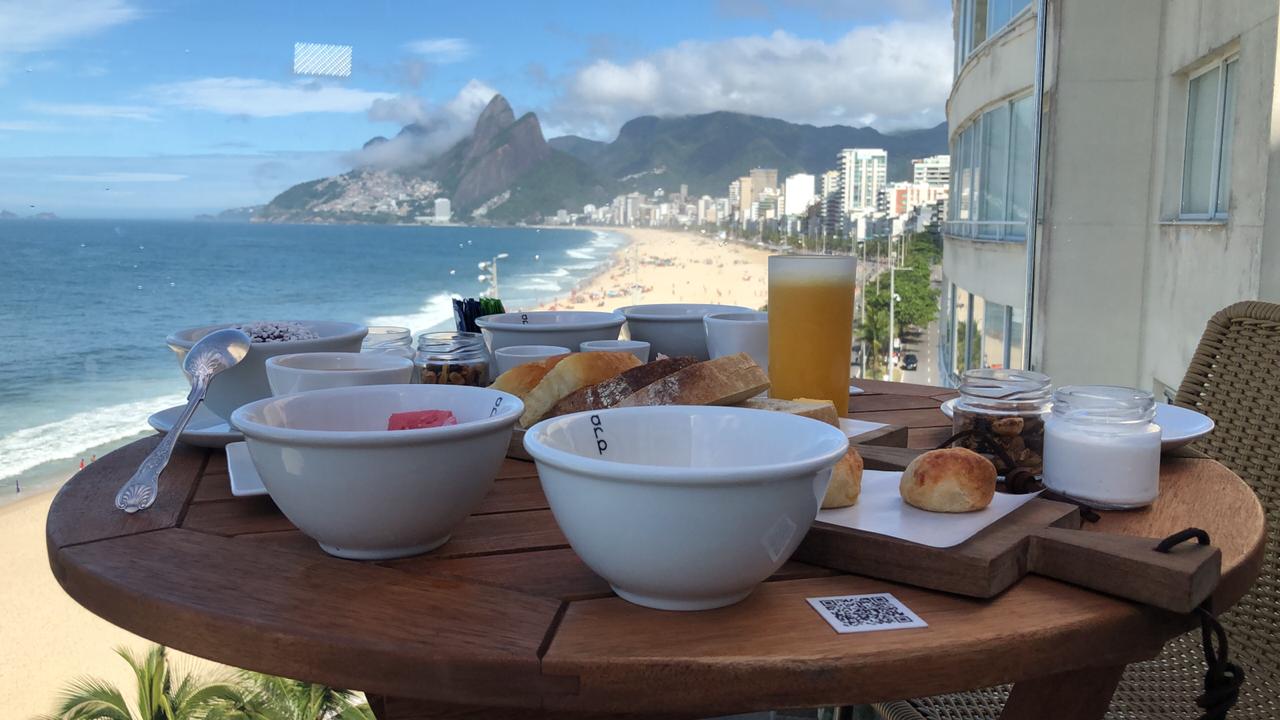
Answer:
[0, 220, 621, 502]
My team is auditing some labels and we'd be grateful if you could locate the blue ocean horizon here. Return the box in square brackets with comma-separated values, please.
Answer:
[0, 220, 623, 504]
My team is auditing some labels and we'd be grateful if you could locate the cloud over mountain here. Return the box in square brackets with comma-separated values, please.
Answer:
[351, 79, 498, 169]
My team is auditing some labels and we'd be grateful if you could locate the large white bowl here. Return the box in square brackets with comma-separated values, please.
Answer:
[231, 384, 523, 559]
[618, 304, 752, 360]
[475, 311, 624, 354]
[265, 352, 413, 396]
[168, 321, 367, 421]
[524, 406, 849, 610]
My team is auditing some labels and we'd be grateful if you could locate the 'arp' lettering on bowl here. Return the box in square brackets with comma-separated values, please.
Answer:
[489, 396, 503, 417]
[590, 414, 608, 455]
[520, 313, 529, 325]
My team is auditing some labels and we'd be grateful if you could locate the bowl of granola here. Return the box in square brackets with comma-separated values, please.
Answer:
[167, 321, 367, 421]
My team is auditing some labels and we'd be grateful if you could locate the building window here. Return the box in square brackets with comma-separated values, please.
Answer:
[957, 0, 1032, 67]
[946, 94, 1033, 241]
[1181, 57, 1238, 219]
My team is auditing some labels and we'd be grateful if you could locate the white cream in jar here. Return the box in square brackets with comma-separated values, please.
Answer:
[1042, 385, 1161, 509]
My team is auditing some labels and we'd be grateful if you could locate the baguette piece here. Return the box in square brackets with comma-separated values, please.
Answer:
[822, 447, 864, 509]
[549, 356, 699, 417]
[736, 397, 839, 427]
[491, 354, 569, 399]
[618, 352, 770, 408]
[519, 351, 642, 427]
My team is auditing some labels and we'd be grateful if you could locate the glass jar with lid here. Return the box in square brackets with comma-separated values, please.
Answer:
[415, 331, 489, 386]
[951, 368, 1052, 475]
[1043, 385, 1161, 509]
[362, 325, 415, 360]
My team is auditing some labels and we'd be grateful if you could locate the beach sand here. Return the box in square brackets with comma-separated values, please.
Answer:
[0, 227, 772, 717]
[530, 226, 770, 312]
[0, 489, 226, 720]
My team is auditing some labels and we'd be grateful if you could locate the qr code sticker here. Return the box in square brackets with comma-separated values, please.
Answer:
[807, 593, 928, 634]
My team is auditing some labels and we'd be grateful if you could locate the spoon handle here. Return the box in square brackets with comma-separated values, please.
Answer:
[115, 378, 209, 513]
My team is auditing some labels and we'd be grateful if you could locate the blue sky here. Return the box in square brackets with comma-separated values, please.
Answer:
[0, 0, 953, 217]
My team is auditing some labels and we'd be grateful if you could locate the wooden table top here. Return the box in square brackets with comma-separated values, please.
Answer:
[45, 380, 1267, 716]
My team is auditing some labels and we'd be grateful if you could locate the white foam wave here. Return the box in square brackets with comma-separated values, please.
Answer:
[366, 292, 458, 333]
[565, 248, 595, 260]
[0, 393, 187, 482]
[513, 278, 563, 292]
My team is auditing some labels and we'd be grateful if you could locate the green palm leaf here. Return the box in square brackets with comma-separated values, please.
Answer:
[35, 677, 133, 720]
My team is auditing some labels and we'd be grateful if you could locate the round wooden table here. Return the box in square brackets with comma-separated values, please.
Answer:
[45, 380, 1266, 720]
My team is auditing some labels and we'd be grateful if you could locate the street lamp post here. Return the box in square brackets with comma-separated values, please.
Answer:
[476, 252, 510, 298]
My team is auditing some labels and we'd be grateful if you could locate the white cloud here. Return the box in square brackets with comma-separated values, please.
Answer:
[26, 102, 156, 121]
[149, 77, 395, 118]
[52, 172, 187, 182]
[353, 79, 497, 169]
[0, 0, 138, 78]
[404, 37, 472, 63]
[556, 23, 952, 137]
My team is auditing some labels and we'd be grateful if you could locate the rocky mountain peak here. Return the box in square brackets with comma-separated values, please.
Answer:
[472, 94, 516, 146]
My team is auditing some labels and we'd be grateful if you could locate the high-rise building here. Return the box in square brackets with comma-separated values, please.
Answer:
[912, 155, 951, 188]
[736, 176, 754, 222]
[838, 149, 887, 214]
[942, 0, 1280, 396]
[783, 173, 816, 217]
[748, 168, 778, 201]
[433, 198, 451, 223]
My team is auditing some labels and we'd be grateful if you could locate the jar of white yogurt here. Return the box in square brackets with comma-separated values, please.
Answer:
[1043, 385, 1161, 509]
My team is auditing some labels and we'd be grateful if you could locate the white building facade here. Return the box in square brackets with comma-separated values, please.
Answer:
[838, 148, 888, 215]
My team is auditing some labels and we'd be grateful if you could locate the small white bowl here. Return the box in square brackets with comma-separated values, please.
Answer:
[524, 406, 849, 610]
[580, 339, 651, 364]
[231, 384, 522, 560]
[475, 311, 624, 355]
[618, 304, 752, 360]
[265, 352, 414, 396]
[493, 345, 571, 375]
[168, 321, 367, 421]
[704, 311, 769, 371]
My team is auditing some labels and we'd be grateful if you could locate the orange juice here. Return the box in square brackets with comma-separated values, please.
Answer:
[767, 256, 856, 410]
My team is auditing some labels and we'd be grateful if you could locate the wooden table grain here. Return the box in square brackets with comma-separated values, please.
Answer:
[45, 381, 1266, 720]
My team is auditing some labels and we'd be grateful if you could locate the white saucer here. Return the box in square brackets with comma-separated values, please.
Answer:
[849, 384, 865, 395]
[147, 403, 244, 448]
[225, 442, 268, 497]
[938, 398, 1214, 451]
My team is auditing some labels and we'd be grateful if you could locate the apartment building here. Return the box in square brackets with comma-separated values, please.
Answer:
[838, 148, 888, 215]
[912, 155, 951, 188]
[942, 0, 1280, 396]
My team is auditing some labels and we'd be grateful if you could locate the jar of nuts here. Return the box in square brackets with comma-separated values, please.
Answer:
[414, 332, 489, 386]
[952, 369, 1052, 476]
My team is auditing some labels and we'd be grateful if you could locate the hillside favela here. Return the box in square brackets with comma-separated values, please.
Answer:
[4, 2, 1279, 720]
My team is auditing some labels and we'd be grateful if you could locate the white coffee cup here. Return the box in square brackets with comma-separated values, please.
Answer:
[704, 311, 769, 372]
[580, 339, 651, 364]
[494, 345, 571, 375]
[265, 352, 414, 396]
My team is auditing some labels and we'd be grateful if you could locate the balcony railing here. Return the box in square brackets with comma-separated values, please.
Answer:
[943, 220, 1027, 243]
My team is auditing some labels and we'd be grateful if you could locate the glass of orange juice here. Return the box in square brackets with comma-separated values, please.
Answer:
[767, 255, 857, 410]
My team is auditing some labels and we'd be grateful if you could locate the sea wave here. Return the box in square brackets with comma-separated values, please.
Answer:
[366, 292, 459, 333]
[565, 248, 596, 260]
[511, 278, 564, 293]
[0, 392, 186, 482]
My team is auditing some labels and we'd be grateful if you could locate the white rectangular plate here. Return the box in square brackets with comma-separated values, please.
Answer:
[226, 441, 268, 497]
[838, 417, 886, 440]
[816, 470, 1041, 548]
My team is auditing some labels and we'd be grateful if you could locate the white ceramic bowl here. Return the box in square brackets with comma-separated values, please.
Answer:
[618, 304, 752, 360]
[231, 384, 522, 559]
[524, 406, 849, 610]
[494, 345, 571, 375]
[580, 339, 651, 364]
[475, 311, 624, 355]
[168, 321, 367, 421]
[704, 311, 769, 372]
[265, 352, 414, 396]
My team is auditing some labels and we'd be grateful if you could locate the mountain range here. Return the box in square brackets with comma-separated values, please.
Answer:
[257, 95, 947, 224]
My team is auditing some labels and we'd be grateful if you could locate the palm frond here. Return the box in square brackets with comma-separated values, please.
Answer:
[45, 676, 134, 720]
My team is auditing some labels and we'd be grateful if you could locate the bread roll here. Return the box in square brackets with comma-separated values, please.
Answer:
[549, 356, 698, 417]
[899, 447, 996, 513]
[491, 354, 568, 399]
[822, 447, 863, 509]
[519, 351, 642, 427]
[736, 397, 839, 427]
[618, 353, 770, 408]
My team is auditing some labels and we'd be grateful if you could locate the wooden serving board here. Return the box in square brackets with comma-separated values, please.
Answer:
[793, 446, 1223, 613]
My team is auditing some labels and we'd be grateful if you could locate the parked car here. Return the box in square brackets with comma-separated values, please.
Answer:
[902, 353, 919, 371]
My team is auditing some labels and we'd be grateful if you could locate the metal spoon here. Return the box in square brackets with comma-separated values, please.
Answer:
[115, 328, 252, 513]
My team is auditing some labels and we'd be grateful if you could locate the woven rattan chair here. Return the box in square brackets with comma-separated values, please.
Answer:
[872, 301, 1280, 720]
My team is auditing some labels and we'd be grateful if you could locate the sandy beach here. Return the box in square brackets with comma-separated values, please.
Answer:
[0, 226, 772, 717]
[532, 226, 770, 312]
